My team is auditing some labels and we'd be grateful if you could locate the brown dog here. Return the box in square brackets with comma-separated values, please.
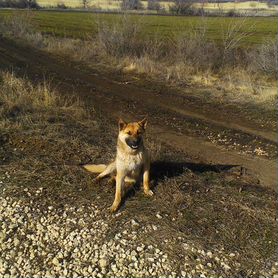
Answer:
[83, 118, 153, 212]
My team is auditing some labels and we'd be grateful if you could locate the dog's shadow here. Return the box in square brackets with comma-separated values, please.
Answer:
[151, 160, 237, 185]
[123, 160, 237, 200]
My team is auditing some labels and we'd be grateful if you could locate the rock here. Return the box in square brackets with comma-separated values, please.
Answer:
[207, 251, 213, 258]
[52, 258, 60, 266]
[156, 213, 162, 219]
[13, 238, 20, 246]
[131, 250, 137, 257]
[222, 263, 231, 271]
[99, 258, 108, 269]
[131, 219, 139, 226]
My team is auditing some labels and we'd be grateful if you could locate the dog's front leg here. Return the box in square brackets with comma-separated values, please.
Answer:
[110, 172, 124, 212]
[143, 160, 153, 196]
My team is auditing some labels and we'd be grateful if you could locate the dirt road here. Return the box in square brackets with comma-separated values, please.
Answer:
[0, 38, 277, 189]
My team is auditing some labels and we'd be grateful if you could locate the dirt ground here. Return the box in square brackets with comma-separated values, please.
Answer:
[0, 37, 277, 277]
[0, 37, 276, 189]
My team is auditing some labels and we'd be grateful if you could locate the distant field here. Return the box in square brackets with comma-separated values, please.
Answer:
[196, 1, 278, 13]
[35, 0, 278, 15]
[37, 0, 174, 10]
[38, 0, 120, 8]
[0, 10, 276, 46]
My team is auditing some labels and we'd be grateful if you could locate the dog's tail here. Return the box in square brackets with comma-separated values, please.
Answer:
[83, 164, 107, 173]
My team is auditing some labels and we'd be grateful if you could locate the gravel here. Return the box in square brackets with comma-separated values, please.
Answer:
[0, 192, 277, 278]
[0, 194, 173, 277]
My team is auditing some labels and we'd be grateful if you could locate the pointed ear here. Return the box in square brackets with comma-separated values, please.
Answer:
[138, 117, 147, 130]
[118, 118, 127, 131]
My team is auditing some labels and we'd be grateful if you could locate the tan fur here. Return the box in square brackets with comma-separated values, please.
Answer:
[83, 164, 107, 173]
[83, 118, 153, 212]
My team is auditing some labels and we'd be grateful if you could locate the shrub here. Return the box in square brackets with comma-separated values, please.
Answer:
[147, 0, 161, 11]
[170, 0, 195, 15]
[57, 2, 67, 9]
[97, 16, 143, 57]
[226, 9, 238, 17]
[247, 39, 277, 76]
[121, 0, 143, 10]
[0, 12, 44, 47]
[176, 29, 220, 71]
[0, 0, 40, 9]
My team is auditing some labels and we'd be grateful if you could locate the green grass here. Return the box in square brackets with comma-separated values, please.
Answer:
[0, 10, 277, 45]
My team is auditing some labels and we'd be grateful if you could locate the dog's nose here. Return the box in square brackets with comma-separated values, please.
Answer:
[134, 137, 141, 145]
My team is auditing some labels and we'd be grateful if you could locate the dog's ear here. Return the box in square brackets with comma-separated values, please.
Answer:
[138, 117, 147, 130]
[118, 118, 127, 131]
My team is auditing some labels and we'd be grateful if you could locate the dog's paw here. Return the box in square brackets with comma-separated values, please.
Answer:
[144, 189, 154, 197]
[110, 203, 120, 213]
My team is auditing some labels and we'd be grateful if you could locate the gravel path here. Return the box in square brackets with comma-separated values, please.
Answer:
[0, 189, 277, 278]
[0, 191, 176, 278]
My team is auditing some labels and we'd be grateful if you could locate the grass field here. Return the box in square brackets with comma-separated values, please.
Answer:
[0, 10, 277, 45]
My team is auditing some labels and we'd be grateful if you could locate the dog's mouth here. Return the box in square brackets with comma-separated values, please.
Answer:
[130, 144, 139, 149]
[126, 137, 141, 150]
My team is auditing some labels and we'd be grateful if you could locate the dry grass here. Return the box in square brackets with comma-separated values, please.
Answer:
[0, 71, 87, 131]
[1, 12, 276, 108]
[93, 16, 277, 107]
[0, 12, 45, 47]
[0, 70, 276, 277]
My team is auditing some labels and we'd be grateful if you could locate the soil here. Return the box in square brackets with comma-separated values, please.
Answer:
[0, 37, 277, 277]
[0, 37, 277, 190]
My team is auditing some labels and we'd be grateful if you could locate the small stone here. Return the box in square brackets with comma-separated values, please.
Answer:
[131, 219, 139, 226]
[99, 258, 108, 268]
[131, 250, 137, 257]
[52, 258, 60, 266]
[14, 238, 20, 246]
[215, 257, 220, 262]
[156, 213, 162, 219]
[207, 251, 213, 258]
[181, 270, 187, 277]
[222, 263, 231, 271]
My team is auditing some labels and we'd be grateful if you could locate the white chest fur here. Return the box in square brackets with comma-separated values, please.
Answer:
[116, 150, 144, 176]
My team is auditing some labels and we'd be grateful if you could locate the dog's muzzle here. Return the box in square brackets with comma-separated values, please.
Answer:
[126, 137, 142, 150]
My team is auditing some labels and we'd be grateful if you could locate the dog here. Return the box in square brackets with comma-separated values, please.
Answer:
[83, 118, 153, 212]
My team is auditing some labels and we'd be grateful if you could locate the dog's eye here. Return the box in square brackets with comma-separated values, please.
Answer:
[126, 131, 131, 135]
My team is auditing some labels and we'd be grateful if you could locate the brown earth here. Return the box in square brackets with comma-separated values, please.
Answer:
[0, 37, 277, 277]
[0, 37, 276, 190]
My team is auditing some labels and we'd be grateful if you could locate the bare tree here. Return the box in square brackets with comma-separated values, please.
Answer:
[147, 0, 161, 11]
[0, 0, 42, 8]
[22, 0, 40, 9]
[221, 17, 255, 64]
[170, 0, 195, 15]
[81, 0, 90, 9]
[121, 0, 143, 10]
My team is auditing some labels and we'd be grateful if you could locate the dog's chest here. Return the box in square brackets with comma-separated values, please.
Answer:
[116, 151, 143, 174]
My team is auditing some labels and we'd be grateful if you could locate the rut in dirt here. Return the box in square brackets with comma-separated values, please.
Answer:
[0, 37, 277, 189]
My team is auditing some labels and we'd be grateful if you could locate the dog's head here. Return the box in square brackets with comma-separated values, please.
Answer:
[118, 118, 147, 152]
